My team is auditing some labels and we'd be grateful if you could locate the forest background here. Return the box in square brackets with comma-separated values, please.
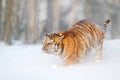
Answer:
[0, 0, 120, 45]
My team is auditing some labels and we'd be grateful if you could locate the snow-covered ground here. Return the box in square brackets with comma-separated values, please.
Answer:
[0, 39, 120, 80]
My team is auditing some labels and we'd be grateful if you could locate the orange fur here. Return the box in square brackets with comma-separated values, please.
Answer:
[42, 19, 110, 66]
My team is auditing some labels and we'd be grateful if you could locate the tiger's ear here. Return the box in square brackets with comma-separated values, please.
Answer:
[59, 34, 64, 39]
[45, 34, 49, 37]
[57, 34, 64, 42]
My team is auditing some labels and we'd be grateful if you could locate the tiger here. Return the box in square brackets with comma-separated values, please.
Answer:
[42, 19, 110, 66]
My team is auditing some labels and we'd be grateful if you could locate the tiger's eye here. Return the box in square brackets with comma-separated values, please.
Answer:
[47, 43, 52, 45]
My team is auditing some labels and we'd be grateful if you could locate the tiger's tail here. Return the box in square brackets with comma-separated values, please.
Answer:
[103, 19, 110, 28]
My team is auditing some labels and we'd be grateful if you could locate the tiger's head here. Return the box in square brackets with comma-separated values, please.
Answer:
[42, 33, 64, 55]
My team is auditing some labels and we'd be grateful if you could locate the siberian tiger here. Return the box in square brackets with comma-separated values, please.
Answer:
[42, 19, 110, 66]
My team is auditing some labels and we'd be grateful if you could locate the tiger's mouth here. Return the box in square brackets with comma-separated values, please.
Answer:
[43, 49, 52, 54]
[42, 47, 50, 54]
[42, 48, 60, 55]
[42, 48, 55, 54]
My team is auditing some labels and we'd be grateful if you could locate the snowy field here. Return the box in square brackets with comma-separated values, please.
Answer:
[0, 39, 120, 80]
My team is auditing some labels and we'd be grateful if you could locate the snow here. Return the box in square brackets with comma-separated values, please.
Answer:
[0, 39, 120, 80]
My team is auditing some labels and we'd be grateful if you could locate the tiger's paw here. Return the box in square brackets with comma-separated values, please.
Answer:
[63, 62, 76, 66]
[94, 56, 102, 62]
[63, 57, 79, 66]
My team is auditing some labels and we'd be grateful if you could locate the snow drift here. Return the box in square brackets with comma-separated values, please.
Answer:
[0, 39, 120, 80]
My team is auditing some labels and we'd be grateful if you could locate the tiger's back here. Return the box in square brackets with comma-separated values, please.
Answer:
[71, 20, 104, 49]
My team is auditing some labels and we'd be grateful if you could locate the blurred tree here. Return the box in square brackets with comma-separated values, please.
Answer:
[0, 0, 120, 45]
[18, 0, 28, 43]
[45, 0, 53, 34]
[69, 0, 79, 28]
[4, 0, 13, 45]
[11, 0, 18, 40]
[12, 0, 23, 41]
[37, 0, 47, 39]
[26, 0, 37, 44]
[53, 0, 60, 32]
[0, 0, 5, 41]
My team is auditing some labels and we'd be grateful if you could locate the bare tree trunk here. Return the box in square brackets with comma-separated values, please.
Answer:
[4, 0, 13, 45]
[69, 0, 79, 28]
[18, 0, 28, 43]
[37, 0, 47, 39]
[26, 0, 37, 44]
[0, 0, 5, 41]
[12, 0, 21, 40]
[53, 0, 60, 32]
[45, 0, 53, 34]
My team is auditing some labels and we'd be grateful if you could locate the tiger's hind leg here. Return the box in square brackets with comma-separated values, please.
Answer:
[94, 43, 103, 62]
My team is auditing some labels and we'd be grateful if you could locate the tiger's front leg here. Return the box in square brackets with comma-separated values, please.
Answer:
[63, 54, 79, 66]
[94, 43, 103, 62]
